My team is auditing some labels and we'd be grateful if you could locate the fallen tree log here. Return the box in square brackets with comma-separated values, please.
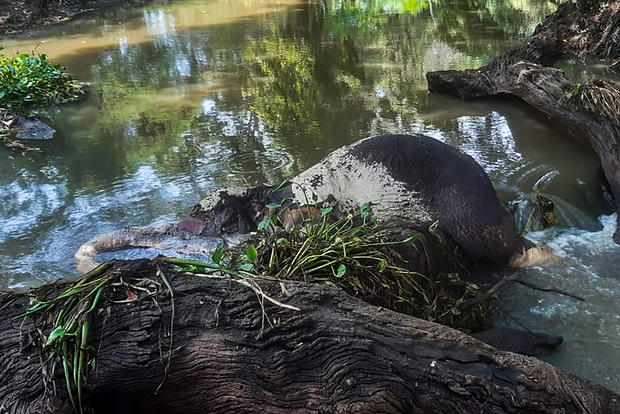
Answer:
[426, 0, 620, 243]
[0, 259, 618, 413]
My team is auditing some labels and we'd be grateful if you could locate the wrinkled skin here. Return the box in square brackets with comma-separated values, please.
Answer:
[291, 134, 532, 265]
[76, 134, 545, 273]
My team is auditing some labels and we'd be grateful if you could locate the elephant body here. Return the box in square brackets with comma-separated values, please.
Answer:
[291, 134, 529, 265]
[76, 134, 538, 272]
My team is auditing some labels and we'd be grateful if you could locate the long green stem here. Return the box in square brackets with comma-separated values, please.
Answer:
[78, 322, 89, 414]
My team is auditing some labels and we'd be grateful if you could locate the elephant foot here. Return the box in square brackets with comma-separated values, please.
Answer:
[508, 245, 557, 267]
[473, 327, 563, 357]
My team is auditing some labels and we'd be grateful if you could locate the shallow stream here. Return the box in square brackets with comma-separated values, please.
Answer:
[1, 0, 619, 391]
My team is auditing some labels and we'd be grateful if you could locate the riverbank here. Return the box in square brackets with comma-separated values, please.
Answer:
[0, 0, 151, 36]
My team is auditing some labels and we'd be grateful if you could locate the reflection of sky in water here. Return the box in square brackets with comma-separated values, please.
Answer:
[144, 10, 177, 37]
[119, 35, 129, 56]
[445, 112, 525, 187]
[0, 169, 67, 244]
[0, 164, 210, 289]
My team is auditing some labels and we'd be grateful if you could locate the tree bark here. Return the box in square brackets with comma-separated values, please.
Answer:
[0, 260, 618, 413]
[30, 0, 49, 17]
[426, 1, 620, 243]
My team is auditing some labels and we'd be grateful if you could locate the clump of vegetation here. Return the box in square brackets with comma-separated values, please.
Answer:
[171, 183, 496, 331]
[19, 263, 114, 413]
[18, 261, 168, 413]
[18, 187, 495, 412]
[0, 51, 84, 108]
[561, 79, 620, 123]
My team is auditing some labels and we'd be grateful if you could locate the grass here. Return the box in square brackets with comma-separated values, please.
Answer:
[18, 260, 166, 413]
[0, 51, 84, 108]
[18, 262, 115, 413]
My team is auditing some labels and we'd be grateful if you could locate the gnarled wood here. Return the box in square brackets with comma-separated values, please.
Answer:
[0, 260, 618, 413]
[426, 0, 620, 243]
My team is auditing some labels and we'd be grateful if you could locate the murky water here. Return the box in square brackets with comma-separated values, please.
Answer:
[1, 0, 619, 391]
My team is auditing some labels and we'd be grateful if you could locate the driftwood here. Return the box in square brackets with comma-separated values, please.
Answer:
[426, 0, 620, 243]
[0, 259, 618, 413]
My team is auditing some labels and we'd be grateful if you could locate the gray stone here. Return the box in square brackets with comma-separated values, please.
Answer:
[14, 118, 55, 140]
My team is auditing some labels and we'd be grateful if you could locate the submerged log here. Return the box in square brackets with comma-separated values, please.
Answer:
[426, 1, 620, 243]
[0, 260, 618, 413]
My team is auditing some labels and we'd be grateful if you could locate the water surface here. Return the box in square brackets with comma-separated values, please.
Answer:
[2, 0, 619, 392]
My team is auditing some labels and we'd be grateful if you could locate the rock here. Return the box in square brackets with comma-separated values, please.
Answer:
[14, 117, 55, 140]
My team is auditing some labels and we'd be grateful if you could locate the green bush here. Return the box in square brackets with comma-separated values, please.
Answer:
[0, 52, 84, 107]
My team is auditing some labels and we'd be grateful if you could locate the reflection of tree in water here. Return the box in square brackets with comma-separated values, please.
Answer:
[57, 0, 557, 189]
[239, 0, 555, 152]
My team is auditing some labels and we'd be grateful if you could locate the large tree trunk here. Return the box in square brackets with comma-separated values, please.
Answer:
[0, 260, 618, 413]
[30, 0, 49, 17]
[426, 1, 620, 243]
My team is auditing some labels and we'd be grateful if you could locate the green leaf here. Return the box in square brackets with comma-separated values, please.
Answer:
[378, 259, 387, 272]
[258, 219, 271, 231]
[182, 265, 200, 273]
[402, 235, 420, 246]
[360, 203, 373, 219]
[211, 245, 223, 265]
[46, 326, 68, 347]
[336, 264, 346, 278]
[320, 207, 333, 217]
[265, 203, 281, 209]
[274, 180, 292, 192]
[239, 263, 254, 272]
[246, 245, 258, 263]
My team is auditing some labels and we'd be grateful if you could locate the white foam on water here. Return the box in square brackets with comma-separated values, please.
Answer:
[526, 213, 619, 274]
[498, 214, 620, 391]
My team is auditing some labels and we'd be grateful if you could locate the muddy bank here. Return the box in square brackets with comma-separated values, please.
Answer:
[0, 0, 152, 36]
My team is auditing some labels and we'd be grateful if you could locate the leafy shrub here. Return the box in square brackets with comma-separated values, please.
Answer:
[0, 52, 84, 107]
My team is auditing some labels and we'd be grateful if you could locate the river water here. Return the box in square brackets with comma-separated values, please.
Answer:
[2, 0, 619, 391]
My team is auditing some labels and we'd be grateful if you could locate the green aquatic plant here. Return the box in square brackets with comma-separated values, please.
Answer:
[171, 182, 495, 330]
[18, 262, 114, 413]
[17, 261, 168, 413]
[0, 52, 84, 108]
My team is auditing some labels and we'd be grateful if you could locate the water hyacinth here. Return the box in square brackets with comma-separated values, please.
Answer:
[0, 51, 84, 107]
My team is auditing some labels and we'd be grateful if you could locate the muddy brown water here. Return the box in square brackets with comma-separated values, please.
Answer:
[1, 0, 619, 392]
